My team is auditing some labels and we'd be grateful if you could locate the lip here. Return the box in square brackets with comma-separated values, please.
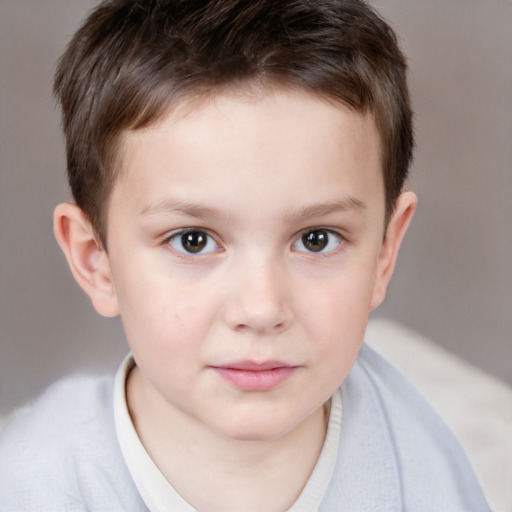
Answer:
[211, 360, 299, 391]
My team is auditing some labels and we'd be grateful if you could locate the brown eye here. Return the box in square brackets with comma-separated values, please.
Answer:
[302, 230, 329, 252]
[293, 229, 342, 254]
[168, 230, 218, 254]
[181, 231, 208, 253]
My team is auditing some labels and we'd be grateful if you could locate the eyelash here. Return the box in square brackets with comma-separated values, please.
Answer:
[162, 227, 345, 256]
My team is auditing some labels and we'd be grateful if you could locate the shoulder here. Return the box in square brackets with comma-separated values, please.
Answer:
[329, 344, 489, 511]
[0, 374, 145, 511]
[0, 374, 114, 451]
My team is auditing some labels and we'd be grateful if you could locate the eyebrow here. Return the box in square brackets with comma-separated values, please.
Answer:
[140, 198, 224, 220]
[285, 197, 367, 223]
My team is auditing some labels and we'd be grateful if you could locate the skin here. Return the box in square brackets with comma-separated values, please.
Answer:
[54, 89, 416, 511]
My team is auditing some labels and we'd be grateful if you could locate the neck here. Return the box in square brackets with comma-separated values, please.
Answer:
[127, 366, 329, 512]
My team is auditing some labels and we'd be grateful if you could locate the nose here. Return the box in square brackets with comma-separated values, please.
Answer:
[223, 256, 292, 334]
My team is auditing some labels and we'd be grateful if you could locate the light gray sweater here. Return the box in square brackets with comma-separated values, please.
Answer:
[0, 344, 489, 511]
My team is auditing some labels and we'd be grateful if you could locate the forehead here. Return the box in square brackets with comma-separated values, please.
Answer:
[112, 88, 384, 223]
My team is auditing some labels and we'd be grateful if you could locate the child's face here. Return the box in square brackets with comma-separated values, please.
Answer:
[100, 89, 403, 441]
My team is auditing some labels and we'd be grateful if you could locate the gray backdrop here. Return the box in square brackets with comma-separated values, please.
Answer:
[1, 0, 511, 415]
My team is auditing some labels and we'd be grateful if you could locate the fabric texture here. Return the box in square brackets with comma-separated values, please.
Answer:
[365, 318, 512, 512]
[0, 344, 489, 511]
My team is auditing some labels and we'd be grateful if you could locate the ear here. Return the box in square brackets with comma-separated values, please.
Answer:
[370, 191, 417, 309]
[53, 203, 120, 317]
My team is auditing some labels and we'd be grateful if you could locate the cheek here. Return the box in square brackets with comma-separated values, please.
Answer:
[115, 272, 198, 346]
[134, 291, 208, 342]
[295, 266, 376, 361]
[121, 286, 209, 388]
[297, 263, 376, 322]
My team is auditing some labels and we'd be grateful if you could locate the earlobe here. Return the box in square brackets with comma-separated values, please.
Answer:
[370, 191, 417, 309]
[53, 203, 120, 317]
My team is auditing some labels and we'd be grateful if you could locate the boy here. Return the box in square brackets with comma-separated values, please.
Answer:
[0, 0, 489, 510]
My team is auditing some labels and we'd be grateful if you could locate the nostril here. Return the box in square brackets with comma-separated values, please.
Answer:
[231, 320, 287, 334]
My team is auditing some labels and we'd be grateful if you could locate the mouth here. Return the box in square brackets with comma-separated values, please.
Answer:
[210, 360, 299, 392]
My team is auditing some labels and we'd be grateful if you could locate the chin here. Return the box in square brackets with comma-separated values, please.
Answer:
[216, 417, 297, 443]
[224, 430, 289, 443]
[210, 415, 293, 442]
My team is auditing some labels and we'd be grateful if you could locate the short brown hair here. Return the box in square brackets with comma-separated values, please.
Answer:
[54, 0, 413, 245]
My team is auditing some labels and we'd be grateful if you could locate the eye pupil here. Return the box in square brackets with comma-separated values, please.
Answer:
[303, 230, 328, 252]
[182, 232, 207, 253]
